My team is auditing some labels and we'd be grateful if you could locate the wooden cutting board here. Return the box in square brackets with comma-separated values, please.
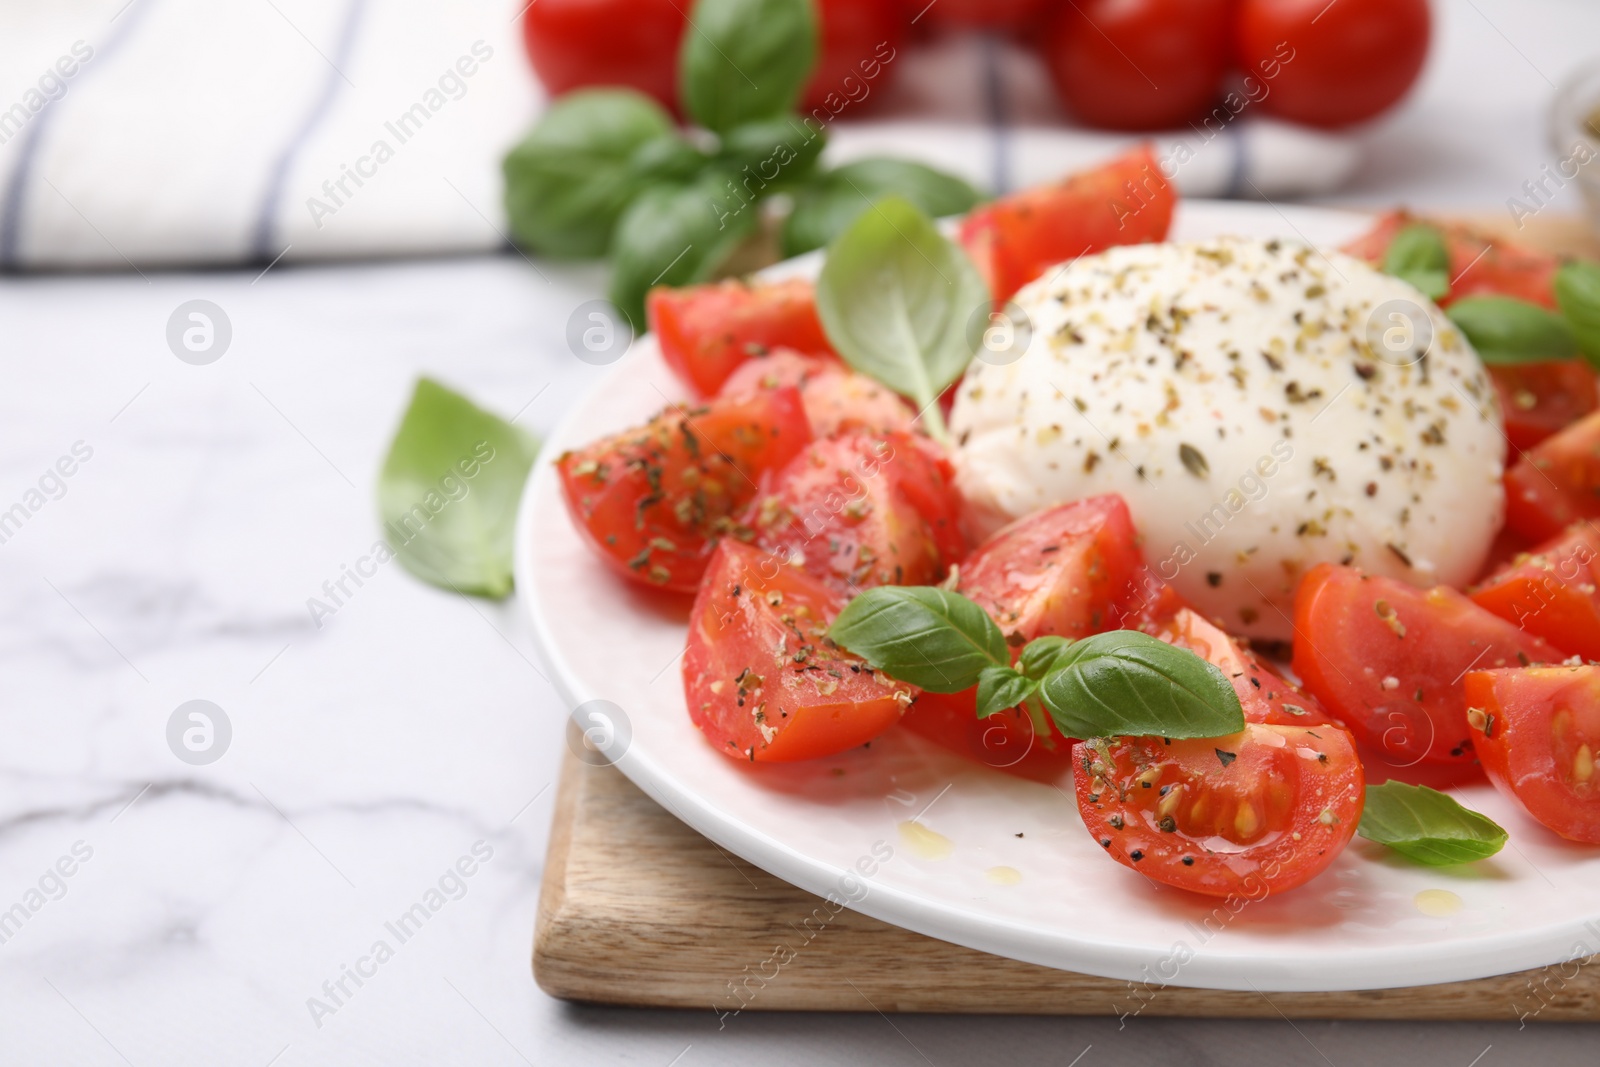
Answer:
[533, 213, 1600, 1019]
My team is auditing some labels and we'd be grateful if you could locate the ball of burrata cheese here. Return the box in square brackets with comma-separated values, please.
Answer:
[950, 236, 1504, 641]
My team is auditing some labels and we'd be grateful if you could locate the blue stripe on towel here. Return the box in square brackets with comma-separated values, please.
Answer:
[249, 0, 368, 262]
[0, 0, 158, 270]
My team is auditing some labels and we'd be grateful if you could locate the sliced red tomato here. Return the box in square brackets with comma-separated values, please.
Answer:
[684, 540, 914, 762]
[1472, 524, 1600, 661]
[1155, 609, 1336, 728]
[1466, 666, 1600, 843]
[741, 432, 965, 595]
[1074, 723, 1365, 898]
[648, 278, 834, 397]
[1505, 411, 1600, 543]
[1342, 211, 1562, 309]
[1292, 565, 1561, 765]
[1110, 564, 1192, 634]
[900, 497, 1149, 778]
[958, 145, 1175, 305]
[718, 349, 916, 438]
[557, 388, 812, 592]
[1491, 362, 1600, 454]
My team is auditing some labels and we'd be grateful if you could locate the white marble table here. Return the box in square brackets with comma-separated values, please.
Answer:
[5, 2, 1600, 1064]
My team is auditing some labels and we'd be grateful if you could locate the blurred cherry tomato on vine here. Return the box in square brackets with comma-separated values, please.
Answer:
[803, 0, 905, 113]
[522, 0, 687, 112]
[915, 0, 1052, 32]
[1236, 0, 1431, 128]
[1040, 0, 1232, 131]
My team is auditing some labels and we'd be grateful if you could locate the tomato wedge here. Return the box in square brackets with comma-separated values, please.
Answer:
[958, 145, 1174, 304]
[900, 497, 1148, 778]
[1466, 666, 1600, 843]
[1073, 723, 1365, 898]
[557, 388, 812, 591]
[742, 432, 965, 595]
[648, 278, 834, 397]
[684, 540, 914, 762]
[1155, 609, 1336, 727]
[1490, 361, 1599, 454]
[718, 349, 917, 438]
[1471, 524, 1600, 661]
[1292, 564, 1560, 765]
[1341, 210, 1561, 309]
[1505, 410, 1600, 543]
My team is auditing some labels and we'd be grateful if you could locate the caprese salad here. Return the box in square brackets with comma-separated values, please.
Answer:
[556, 145, 1600, 898]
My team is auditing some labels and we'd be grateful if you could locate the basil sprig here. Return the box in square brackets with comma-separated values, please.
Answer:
[783, 158, 985, 258]
[1357, 782, 1508, 865]
[608, 176, 758, 330]
[1446, 296, 1577, 365]
[679, 0, 816, 134]
[828, 587, 1245, 741]
[1555, 261, 1600, 367]
[815, 197, 988, 443]
[1382, 222, 1451, 301]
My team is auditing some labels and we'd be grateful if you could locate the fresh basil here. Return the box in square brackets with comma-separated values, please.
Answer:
[608, 176, 757, 330]
[502, 90, 676, 259]
[1555, 261, 1600, 369]
[783, 158, 986, 257]
[815, 196, 987, 442]
[975, 665, 1038, 719]
[828, 586, 1008, 693]
[680, 0, 817, 133]
[1381, 223, 1451, 301]
[1036, 630, 1246, 741]
[627, 134, 709, 185]
[377, 379, 539, 599]
[1016, 635, 1073, 679]
[1357, 782, 1508, 865]
[1447, 295, 1578, 365]
[713, 115, 828, 189]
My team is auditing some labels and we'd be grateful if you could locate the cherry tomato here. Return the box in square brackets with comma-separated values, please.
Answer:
[916, 0, 1051, 32]
[1292, 564, 1561, 765]
[1505, 410, 1600, 543]
[557, 388, 812, 592]
[1472, 524, 1600, 661]
[1236, 0, 1431, 128]
[718, 349, 916, 438]
[1040, 0, 1232, 131]
[1111, 565, 1192, 634]
[1342, 211, 1563, 310]
[1155, 609, 1336, 728]
[1074, 723, 1365, 898]
[522, 0, 686, 113]
[901, 496, 1149, 778]
[1466, 666, 1600, 843]
[741, 432, 965, 595]
[802, 0, 905, 114]
[648, 278, 835, 398]
[685, 540, 914, 762]
[1491, 362, 1600, 455]
[959, 145, 1174, 305]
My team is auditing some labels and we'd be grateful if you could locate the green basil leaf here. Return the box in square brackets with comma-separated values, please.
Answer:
[1447, 295, 1577, 365]
[815, 195, 987, 443]
[608, 177, 756, 331]
[626, 134, 710, 185]
[377, 379, 539, 599]
[502, 89, 675, 259]
[1017, 635, 1074, 680]
[1381, 222, 1451, 301]
[782, 158, 986, 258]
[1036, 631, 1245, 740]
[976, 665, 1038, 719]
[828, 587, 1009, 693]
[680, 0, 817, 133]
[713, 115, 828, 189]
[1357, 782, 1508, 865]
[1555, 261, 1600, 369]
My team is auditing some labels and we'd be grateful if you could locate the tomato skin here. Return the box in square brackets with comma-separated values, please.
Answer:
[958, 146, 1174, 305]
[802, 0, 904, 113]
[1074, 723, 1365, 898]
[685, 541, 914, 762]
[1492, 362, 1600, 455]
[743, 432, 965, 595]
[522, 0, 687, 113]
[1343, 211, 1561, 309]
[1237, 0, 1431, 128]
[918, 0, 1050, 31]
[1466, 666, 1600, 843]
[1292, 564, 1561, 765]
[718, 350, 916, 438]
[557, 388, 812, 592]
[1041, 0, 1233, 131]
[1472, 525, 1600, 661]
[1155, 609, 1336, 728]
[1505, 410, 1600, 543]
[648, 279, 835, 398]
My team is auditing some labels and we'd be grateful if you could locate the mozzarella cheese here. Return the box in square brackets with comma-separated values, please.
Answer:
[950, 237, 1504, 640]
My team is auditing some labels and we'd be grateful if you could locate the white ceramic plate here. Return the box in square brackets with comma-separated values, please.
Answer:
[515, 200, 1600, 992]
